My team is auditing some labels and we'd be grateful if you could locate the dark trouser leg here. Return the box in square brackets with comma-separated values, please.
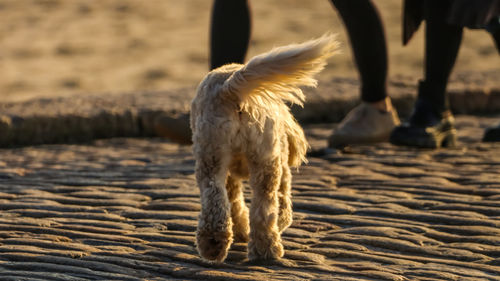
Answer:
[420, 0, 463, 112]
[210, 0, 251, 69]
[390, 0, 461, 148]
[329, 0, 388, 102]
[490, 28, 500, 53]
[483, 21, 500, 141]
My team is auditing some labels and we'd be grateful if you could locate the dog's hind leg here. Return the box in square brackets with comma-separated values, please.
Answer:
[195, 152, 233, 262]
[277, 162, 293, 232]
[247, 156, 284, 261]
[226, 175, 250, 242]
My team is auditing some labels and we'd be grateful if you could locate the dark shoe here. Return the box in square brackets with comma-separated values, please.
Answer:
[483, 123, 500, 142]
[390, 99, 457, 148]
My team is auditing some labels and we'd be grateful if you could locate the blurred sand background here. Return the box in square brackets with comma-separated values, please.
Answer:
[0, 0, 498, 103]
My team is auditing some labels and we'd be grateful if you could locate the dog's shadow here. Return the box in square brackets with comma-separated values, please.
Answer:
[223, 242, 299, 268]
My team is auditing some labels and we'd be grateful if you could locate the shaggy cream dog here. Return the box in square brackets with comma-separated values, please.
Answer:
[191, 34, 338, 262]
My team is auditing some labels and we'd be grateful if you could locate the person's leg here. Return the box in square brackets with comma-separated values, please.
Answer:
[390, 0, 462, 148]
[210, 0, 251, 69]
[329, 0, 388, 103]
[487, 21, 500, 54]
[484, 19, 500, 142]
[419, 0, 463, 114]
[156, 0, 251, 144]
[328, 0, 400, 148]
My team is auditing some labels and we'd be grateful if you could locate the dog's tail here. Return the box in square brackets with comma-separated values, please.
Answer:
[222, 33, 339, 107]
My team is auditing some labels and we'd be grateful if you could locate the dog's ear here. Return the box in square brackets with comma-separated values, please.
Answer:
[222, 33, 339, 106]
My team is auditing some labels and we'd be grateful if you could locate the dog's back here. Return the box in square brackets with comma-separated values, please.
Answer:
[191, 34, 339, 167]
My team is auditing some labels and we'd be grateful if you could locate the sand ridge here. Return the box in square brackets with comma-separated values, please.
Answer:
[0, 116, 499, 280]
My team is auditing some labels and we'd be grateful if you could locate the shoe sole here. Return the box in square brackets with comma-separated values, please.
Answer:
[390, 129, 457, 149]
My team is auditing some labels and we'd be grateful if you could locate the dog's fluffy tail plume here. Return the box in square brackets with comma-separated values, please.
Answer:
[222, 33, 338, 167]
[222, 33, 339, 107]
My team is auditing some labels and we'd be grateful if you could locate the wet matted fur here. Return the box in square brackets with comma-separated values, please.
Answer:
[191, 34, 339, 262]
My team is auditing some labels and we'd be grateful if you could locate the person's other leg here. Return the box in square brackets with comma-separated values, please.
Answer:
[483, 20, 500, 142]
[210, 0, 251, 69]
[328, 0, 399, 148]
[390, 0, 462, 148]
[330, 0, 388, 103]
[156, 0, 251, 144]
[420, 0, 463, 113]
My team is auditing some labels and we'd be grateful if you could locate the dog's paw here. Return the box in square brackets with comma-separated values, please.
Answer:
[248, 240, 284, 261]
[277, 211, 292, 233]
[196, 229, 233, 262]
[278, 200, 293, 232]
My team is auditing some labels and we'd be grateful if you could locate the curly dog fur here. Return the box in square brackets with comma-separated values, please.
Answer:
[191, 34, 339, 262]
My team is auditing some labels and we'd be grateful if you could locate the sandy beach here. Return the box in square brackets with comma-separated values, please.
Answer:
[1, 0, 499, 102]
[1, 1, 500, 279]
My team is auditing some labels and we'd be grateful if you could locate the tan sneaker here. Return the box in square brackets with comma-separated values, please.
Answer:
[328, 102, 400, 148]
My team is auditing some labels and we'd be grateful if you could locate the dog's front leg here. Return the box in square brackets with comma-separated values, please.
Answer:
[195, 155, 233, 262]
[248, 157, 284, 261]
